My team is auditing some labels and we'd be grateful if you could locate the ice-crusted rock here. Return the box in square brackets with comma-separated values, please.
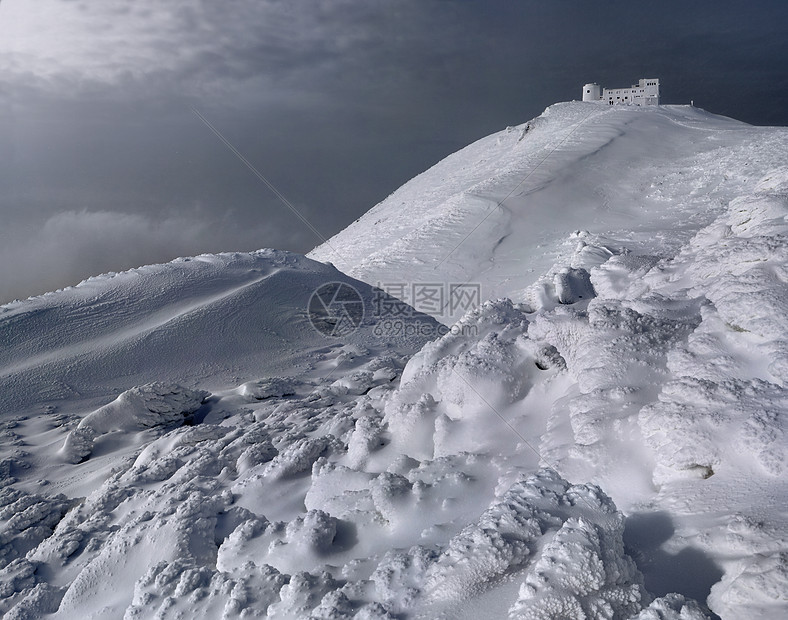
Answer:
[420, 469, 647, 617]
[369, 472, 414, 526]
[238, 376, 300, 400]
[639, 169, 788, 483]
[284, 509, 339, 553]
[523, 231, 616, 311]
[2, 582, 65, 620]
[309, 587, 359, 619]
[59, 427, 96, 465]
[528, 290, 701, 498]
[60, 383, 209, 463]
[125, 559, 289, 619]
[236, 440, 278, 473]
[630, 593, 710, 620]
[84, 383, 210, 431]
[0, 488, 74, 616]
[331, 370, 375, 396]
[216, 518, 268, 573]
[400, 298, 530, 386]
[554, 267, 596, 304]
[678, 168, 788, 386]
[384, 299, 553, 459]
[266, 570, 341, 619]
[371, 546, 437, 614]
[29, 449, 246, 617]
[640, 375, 788, 482]
[224, 507, 349, 576]
[0, 488, 73, 571]
[304, 459, 375, 520]
[346, 415, 386, 468]
[306, 454, 485, 548]
[383, 393, 439, 461]
[262, 435, 341, 479]
[508, 516, 643, 619]
[0, 559, 39, 600]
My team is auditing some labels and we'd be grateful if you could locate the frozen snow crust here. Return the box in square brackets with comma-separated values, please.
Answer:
[3, 103, 788, 618]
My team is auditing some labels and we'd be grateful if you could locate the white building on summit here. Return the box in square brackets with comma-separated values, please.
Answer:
[582, 79, 660, 106]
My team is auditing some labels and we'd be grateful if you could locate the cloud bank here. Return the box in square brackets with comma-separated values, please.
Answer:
[0, 209, 297, 303]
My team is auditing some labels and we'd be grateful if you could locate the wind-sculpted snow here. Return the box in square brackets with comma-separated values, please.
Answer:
[61, 383, 209, 464]
[425, 471, 645, 615]
[637, 171, 788, 480]
[524, 169, 788, 619]
[2, 360, 660, 618]
[2, 103, 788, 618]
[0, 294, 674, 618]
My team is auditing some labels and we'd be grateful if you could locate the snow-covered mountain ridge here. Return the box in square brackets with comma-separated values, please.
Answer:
[2, 102, 788, 618]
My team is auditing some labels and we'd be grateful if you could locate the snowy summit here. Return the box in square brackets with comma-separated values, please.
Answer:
[2, 101, 788, 619]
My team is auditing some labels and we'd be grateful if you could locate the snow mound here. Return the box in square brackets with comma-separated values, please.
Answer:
[60, 383, 209, 464]
[385, 298, 560, 460]
[238, 377, 301, 400]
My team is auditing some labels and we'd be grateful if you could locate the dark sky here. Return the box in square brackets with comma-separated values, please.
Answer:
[1, 0, 787, 302]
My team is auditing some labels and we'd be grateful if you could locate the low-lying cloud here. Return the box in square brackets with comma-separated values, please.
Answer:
[0, 209, 291, 304]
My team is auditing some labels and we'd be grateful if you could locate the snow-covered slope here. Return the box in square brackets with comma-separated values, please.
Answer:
[2, 103, 788, 619]
[0, 252, 440, 559]
[0, 250, 435, 415]
[310, 103, 772, 324]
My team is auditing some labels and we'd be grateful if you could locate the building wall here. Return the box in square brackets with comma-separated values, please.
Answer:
[582, 83, 602, 102]
[583, 78, 660, 106]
